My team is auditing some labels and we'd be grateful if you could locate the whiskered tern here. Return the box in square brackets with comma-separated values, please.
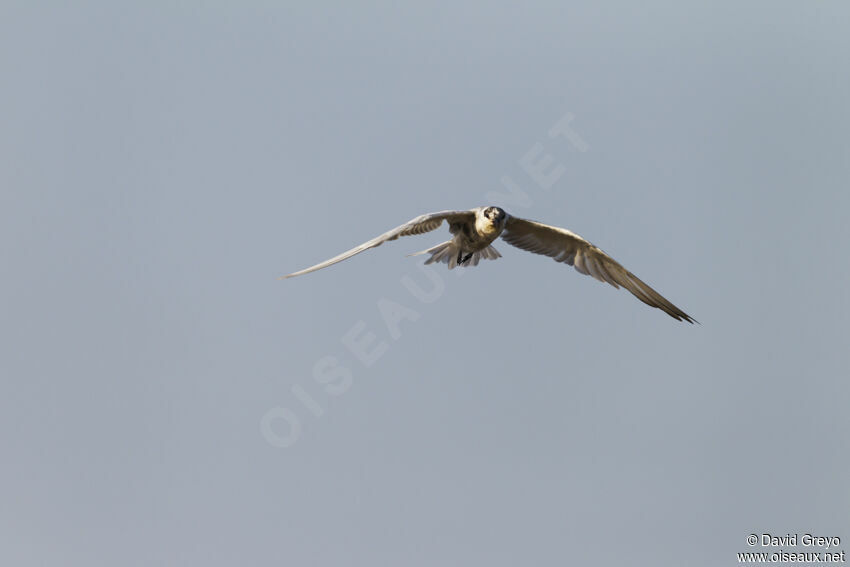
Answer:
[280, 206, 695, 323]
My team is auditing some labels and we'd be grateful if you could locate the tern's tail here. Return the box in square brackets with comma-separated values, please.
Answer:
[407, 241, 502, 269]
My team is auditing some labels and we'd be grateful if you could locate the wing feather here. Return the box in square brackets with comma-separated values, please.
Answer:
[280, 210, 474, 279]
[502, 216, 695, 322]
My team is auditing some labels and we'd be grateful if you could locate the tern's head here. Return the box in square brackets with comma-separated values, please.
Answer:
[481, 206, 507, 226]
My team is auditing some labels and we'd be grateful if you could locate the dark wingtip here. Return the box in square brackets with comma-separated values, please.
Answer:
[678, 313, 698, 324]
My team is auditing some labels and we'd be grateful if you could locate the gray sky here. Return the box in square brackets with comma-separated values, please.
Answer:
[2, 2, 849, 565]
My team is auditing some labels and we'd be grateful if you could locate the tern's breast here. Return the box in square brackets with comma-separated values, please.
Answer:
[475, 217, 501, 237]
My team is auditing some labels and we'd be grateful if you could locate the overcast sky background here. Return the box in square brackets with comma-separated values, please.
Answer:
[2, 2, 849, 566]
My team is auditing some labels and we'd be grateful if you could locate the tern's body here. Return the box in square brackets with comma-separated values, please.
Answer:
[281, 206, 695, 323]
[442, 206, 506, 265]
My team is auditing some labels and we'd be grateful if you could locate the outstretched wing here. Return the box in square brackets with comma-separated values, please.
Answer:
[280, 210, 475, 279]
[501, 216, 695, 322]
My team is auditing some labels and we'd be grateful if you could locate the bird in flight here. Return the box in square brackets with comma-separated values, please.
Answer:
[280, 206, 695, 323]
